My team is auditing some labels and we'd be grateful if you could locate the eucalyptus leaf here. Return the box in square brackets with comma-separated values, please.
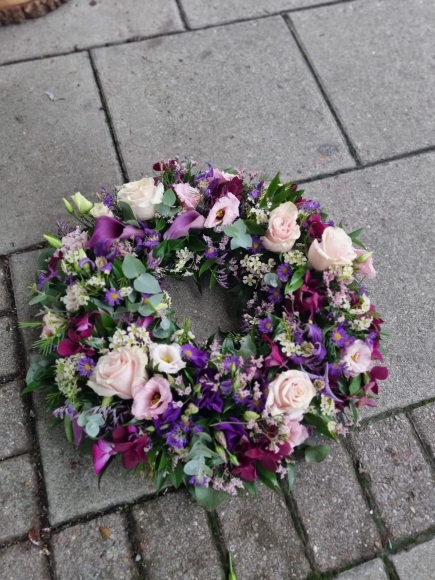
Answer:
[264, 272, 279, 288]
[134, 273, 161, 294]
[162, 189, 176, 206]
[122, 254, 146, 279]
[118, 201, 136, 222]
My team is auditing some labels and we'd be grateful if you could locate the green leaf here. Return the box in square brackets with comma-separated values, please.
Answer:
[305, 443, 330, 463]
[260, 173, 280, 207]
[244, 220, 266, 235]
[133, 273, 161, 294]
[29, 293, 48, 305]
[243, 480, 257, 497]
[100, 311, 116, 330]
[154, 218, 166, 232]
[122, 254, 146, 279]
[348, 227, 364, 241]
[222, 224, 239, 237]
[162, 189, 176, 206]
[188, 237, 207, 252]
[285, 268, 306, 295]
[37, 248, 55, 271]
[287, 463, 295, 491]
[349, 375, 362, 395]
[238, 334, 257, 359]
[22, 380, 44, 395]
[199, 258, 216, 277]
[155, 470, 169, 493]
[193, 485, 229, 511]
[64, 416, 74, 444]
[256, 464, 280, 492]
[118, 201, 136, 222]
[304, 413, 336, 440]
[169, 461, 184, 489]
[353, 238, 367, 250]
[271, 184, 293, 207]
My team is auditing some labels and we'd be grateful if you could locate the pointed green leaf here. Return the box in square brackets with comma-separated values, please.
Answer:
[305, 443, 330, 463]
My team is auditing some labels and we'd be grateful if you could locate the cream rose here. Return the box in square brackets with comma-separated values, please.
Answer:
[262, 202, 301, 253]
[87, 346, 148, 399]
[90, 202, 114, 219]
[117, 178, 164, 221]
[149, 343, 186, 374]
[308, 227, 357, 271]
[266, 370, 315, 418]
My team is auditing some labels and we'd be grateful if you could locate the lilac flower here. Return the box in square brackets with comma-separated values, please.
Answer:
[300, 200, 321, 211]
[100, 187, 115, 209]
[77, 357, 96, 377]
[105, 288, 123, 306]
[268, 288, 283, 303]
[325, 219, 336, 227]
[37, 272, 46, 291]
[277, 263, 292, 282]
[219, 379, 233, 395]
[194, 162, 214, 185]
[365, 332, 378, 347]
[331, 326, 348, 347]
[204, 246, 218, 259]
[258, 317, 273, 334]
[167, 423, 188, 449]
[306, 323, 323, 344]
[181, 344, 209, 368]
[249, 236, 263, 254]
[248, 180, 264, 200]
[189, 474, 211, 486]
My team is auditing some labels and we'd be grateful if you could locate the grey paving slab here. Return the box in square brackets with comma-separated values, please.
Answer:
[0, 316, 19, 377]
[0, 380, 31, 460]
[180, 0, 338, 28]
[306, 152, 435, 415]
[335, 559, 388, 580]
[93, 17, 354, 182]
[291, 443, 379, 573]
[0, 0, 183, 65]
[292, 0, 435, 163]
[0, 53, 121, 254]
[217, 486, 310, 580]
[0, 542, 50, 580]
[52, 512, 138, 580]
[132, 492, 224, 579]
[351, 415, 435, 540]
[393, 538, 435, 580]
[0, 454, 39, 544]
[411, 403, 435, 460]
[0, 264, 12, 313]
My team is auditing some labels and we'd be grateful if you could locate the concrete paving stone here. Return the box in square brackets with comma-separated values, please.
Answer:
[292, 0, 435, 163]
[0, 316, 19, 377]
[305, 152, 435, 415]
[0, 53, 121, 254]
[335, 558, 388, 580]
[92, 17, 355, 183]
[0, 0, 183, 65]
[217, 486, 310, 580]
[0, 454, 39, 544]
[291, 443, 379, 573]
[392, 538, 435, 580]
[180, 0, 338, 28]
[0, 380, 31, 460]
[52, 512, 138, 580]
[0, 264, 12, 313]
[351, 415, 435, 540]
[0, 542, 50, 580]
[132, 491, 224, 579]
[411, 403, 435, 460]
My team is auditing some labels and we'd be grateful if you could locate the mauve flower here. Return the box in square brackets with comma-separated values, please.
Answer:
[163, 210, 206, 240]
[283, 416, 309, 450]
[342, 340, 372, 377]
[214, 418, 246, 451]
[92, 439, 117, 475]
[355, 249, 376, 279]
[174, 183, 201, 210]
[204, 193, 240, 228]
[132, 376, 173, 420]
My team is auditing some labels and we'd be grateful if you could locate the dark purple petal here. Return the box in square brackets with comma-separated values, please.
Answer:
[163, 210, 206, 240]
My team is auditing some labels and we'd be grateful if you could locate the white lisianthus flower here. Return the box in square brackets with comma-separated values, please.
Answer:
[118, 178, 164, 220]
[149, 343, 186, 374]
[61, 284, 89, 312]
[90, 202, 114, 219]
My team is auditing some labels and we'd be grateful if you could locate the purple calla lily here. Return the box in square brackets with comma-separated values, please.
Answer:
[87, 216, 145, 255]
[163, 210, 206, 240]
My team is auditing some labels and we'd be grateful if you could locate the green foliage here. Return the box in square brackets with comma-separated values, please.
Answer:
[305, 443, 330, 463]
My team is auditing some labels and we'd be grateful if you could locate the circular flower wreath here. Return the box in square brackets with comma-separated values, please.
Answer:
[24, 159, 388, 511]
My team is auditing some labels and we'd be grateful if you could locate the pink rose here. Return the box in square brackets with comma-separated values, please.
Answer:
[262, 202, 301, 253]
[174, 183, 201, 210]
[308, 227, 357, 271]
[204, 193, 240, 228]
[87, 346, 148, 399]
[283, 416, 309, 450]
[355, 249, 376, 279]
[266, 370, 316, 419]
[132, 376, 172, 420]
[342, 340, 372, 377]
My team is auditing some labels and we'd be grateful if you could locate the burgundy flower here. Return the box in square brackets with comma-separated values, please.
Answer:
[112, 426, 150, 470]
[307, 214, 330, 239]
[231, 437, 291, 482]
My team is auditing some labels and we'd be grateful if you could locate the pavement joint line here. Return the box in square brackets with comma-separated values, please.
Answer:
[0, 449, 32, 463]
[406, 411, 435, 476]
[280, 481, 319, 575]
[0, 0, 362, 69]
[88, 51, 130, 183]
[174, 0, 190, 29]
[380, 555, 401, 580]
[282, 13, 362, 168]
[205, 511, 231, 578]
[359, 396, 435, 427]
[120, 508, 147, 580]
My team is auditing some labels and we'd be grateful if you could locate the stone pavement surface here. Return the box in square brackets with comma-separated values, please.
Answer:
[1, 0, 435, 578]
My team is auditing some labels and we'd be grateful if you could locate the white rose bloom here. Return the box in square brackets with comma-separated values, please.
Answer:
[149, 343, 186, 374]
[117, 178, 164, 221]
[90, 202, 114, 219]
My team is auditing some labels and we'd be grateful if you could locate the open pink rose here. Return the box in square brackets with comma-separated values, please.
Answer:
[262, 202, 301, 253]
[87, 346, 148, 399]
[204, 193, 240, 228]
[132, 376, 172, 420]
[355, 249, 376, 279]
[342, 340, 372, 377]
[174, 183, 201, 210]
[266, 370, 316, 419]
[283, 416, 309, 450]
[308, 227, 357, 271]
